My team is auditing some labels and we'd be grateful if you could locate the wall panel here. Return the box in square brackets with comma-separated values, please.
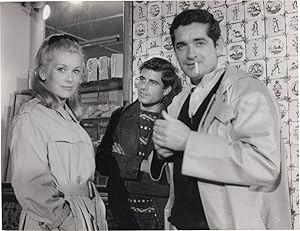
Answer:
[132, 0, 298, 228]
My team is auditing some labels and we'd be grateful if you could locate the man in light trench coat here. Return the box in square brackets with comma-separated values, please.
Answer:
[149, 9, 292, 230]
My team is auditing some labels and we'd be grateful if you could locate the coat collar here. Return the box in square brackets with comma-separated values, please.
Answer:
[219, 66, 253, 96]
[32, 97, 79, 123]
[200, 66, 253, 132]
[121, 100, 140, 118]
[167, 66, 253, 122]
[121, 99, 166, 118]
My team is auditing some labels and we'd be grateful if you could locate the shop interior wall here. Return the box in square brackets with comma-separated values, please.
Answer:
[131, 0, 298, 228]
[1, 3, 31, 181]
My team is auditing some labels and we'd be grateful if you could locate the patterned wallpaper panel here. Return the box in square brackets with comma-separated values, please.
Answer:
[132, 0, 298, 228]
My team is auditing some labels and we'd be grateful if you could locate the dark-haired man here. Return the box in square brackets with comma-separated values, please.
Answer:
[151, 9, 292, 230]
[96, 57, 182, 229]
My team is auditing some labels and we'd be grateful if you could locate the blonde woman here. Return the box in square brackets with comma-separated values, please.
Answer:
[10, 34, 107, 230]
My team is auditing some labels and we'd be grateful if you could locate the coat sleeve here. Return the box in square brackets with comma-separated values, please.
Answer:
[10, 112, 72, 229]
[97, 104, 146, 181]
[181, 77, 282, 191]
[96, 107, 123, 178]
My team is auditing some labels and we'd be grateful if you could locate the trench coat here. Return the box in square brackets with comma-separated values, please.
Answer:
[10, 98, 107, 230]
[151, 66, 292, 229]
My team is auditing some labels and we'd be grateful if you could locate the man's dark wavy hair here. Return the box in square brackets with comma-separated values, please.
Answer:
[139, 57, 182, 108]
[170, 9, 221, 47]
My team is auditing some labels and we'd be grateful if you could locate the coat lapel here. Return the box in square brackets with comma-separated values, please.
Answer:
[120, 100, 140, 136]
[200, 68, 238, 133]
[201, 88, 224, 133]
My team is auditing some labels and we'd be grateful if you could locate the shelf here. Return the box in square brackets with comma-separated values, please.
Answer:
[79, 78, 122, 152]
[81, 117, 110, 121]
[15, 89, 33, 95]
[79, 78, 122, 94]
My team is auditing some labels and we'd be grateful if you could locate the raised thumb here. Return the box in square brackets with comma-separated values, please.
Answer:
[162, 110, 176, 121]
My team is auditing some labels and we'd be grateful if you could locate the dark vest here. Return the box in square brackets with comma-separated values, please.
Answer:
[169, 72, 225, 230]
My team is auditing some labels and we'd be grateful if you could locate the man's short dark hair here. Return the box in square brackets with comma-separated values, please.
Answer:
[170, 9, 221, 46]
[139, 57, 182, 108]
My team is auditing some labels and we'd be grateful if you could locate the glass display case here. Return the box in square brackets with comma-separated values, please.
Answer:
[79, 78, 123, 198]
[79, 78, 123, 147]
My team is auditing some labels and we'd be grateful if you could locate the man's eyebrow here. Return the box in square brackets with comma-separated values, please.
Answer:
[175, 41, 186, 46]
[150, 79, 160, 84]
[193, 38, 206, 42]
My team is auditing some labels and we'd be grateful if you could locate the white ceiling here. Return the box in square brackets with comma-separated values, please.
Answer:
[45, 1, 124, 59]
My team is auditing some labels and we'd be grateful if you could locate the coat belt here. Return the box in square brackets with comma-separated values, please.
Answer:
[57, 180, 95, 199]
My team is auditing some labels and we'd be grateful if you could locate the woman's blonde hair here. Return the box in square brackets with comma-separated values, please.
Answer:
[32, 34, 85, 120]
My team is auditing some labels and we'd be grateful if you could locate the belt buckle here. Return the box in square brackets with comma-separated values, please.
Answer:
[88, 180, 95, 199]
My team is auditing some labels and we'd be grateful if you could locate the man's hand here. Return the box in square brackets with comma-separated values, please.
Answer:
[153, 110, 190, 151]
[154, 142, 174, 159]
[112, 142, 125, 155]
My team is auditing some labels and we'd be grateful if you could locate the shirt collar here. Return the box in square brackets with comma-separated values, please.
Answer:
[197, 67, 225, 89]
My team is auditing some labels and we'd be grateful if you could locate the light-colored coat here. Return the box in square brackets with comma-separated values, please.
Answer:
[10, 98, 107, 230]
[156, 66, 292, 229]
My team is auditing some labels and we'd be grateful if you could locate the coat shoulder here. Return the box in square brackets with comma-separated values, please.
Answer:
[17, 98, 42, 115]
[223, 66, 267, 93]
[119, 100, 140, 117]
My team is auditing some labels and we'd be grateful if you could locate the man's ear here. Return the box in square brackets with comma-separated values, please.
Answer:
[163, 86, 172, 96]
[215, 36, 224, 56]
[39, 68, 46, 81]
